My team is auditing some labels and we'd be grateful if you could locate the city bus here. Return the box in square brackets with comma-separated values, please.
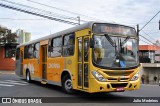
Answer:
[15, 21, 140, 93]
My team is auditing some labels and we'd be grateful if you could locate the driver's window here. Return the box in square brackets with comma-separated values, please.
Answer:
[63, 33, 75, 56]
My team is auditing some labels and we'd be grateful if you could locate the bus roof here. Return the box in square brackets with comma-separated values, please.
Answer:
[17, 21, 134, 47]
[17, 21, 95, 47]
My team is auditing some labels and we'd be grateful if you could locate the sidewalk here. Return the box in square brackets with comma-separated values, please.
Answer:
[0, 70, 15, 75]
[141, 83, 160, 86]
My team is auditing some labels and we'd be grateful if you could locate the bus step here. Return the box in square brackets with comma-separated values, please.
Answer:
[41, 80, 47, 84]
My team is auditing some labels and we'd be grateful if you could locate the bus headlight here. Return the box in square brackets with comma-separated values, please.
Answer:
[131, 71, 139, 81]
[91, 71, 106, 82]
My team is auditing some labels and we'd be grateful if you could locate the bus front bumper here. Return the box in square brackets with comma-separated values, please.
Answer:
[89, 78, 140, 93]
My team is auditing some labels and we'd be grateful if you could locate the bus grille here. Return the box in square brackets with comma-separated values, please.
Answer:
[103, 70, 134, 81]
[103, 70, 134, 76]
[111, 83, 128, 88]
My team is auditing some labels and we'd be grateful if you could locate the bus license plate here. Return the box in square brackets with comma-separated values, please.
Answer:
[116, 87, 124, 91]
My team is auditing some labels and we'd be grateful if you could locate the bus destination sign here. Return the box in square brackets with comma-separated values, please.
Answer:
[92, 23, 137, 36]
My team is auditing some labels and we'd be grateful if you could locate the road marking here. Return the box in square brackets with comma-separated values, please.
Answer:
[0, 72, 15, 75]
[0, 81, 28, 85]
[5, 80, 28, 84]
[0, 84, 14, 87]
[0, 80, 28, 88]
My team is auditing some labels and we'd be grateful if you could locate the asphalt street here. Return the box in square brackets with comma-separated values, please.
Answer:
[0, 71, 160, 106]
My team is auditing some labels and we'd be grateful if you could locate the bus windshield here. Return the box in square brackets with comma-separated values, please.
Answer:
[92, 34, 139, 69]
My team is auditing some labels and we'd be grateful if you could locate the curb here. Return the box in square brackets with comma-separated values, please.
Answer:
[0, 71, 15, 75]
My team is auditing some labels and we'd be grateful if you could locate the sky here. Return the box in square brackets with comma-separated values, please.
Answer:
[0, 0, 160, 44]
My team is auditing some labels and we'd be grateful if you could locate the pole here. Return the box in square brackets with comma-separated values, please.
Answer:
[159, 20, 160, 30]
[77, 16, 80, 25]
[137, 24, 139, 37]
[137, 24, 140, 51]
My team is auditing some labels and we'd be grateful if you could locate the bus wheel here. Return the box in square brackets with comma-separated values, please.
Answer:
[26, 71, 31, 83]
[62, 75, 74, 94]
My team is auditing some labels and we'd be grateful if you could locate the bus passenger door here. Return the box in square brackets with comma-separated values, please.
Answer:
[77, 36, 89, 89]
[41, 45, 47, 80]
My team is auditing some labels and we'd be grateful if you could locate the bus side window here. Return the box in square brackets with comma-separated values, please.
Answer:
[24, 46, 28, 59]
[34, 43, 40, 58]
[48, 39, 53, 57]
[28, 44, 34, 58]
[63, 33, 75, 56]
[49, 36, 62, 57]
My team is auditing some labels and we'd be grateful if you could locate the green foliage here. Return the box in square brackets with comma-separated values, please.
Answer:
[0, 26, 18, 44]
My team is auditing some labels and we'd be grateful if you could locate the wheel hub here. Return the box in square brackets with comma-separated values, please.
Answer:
[65, 79, 72, 90]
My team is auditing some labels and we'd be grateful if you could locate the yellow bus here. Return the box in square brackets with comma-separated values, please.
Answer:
[15, 22, 140, 93]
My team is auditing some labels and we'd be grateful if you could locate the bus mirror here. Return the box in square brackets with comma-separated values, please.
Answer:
[90, 38, 94, 48]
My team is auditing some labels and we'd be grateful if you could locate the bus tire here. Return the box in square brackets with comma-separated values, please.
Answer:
[26, 71, 31, 83]
[62, 75, 74, 94]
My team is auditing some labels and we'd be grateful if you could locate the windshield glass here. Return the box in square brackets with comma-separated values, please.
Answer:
[93, 35, 138, 69]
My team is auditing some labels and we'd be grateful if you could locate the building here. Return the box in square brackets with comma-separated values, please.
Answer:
[0, 29, 31, 71]
[16, 29, 31, 44]
[139, 45, 158, 63]
[139, 45, 160, 84]
[0, 43, 18, 70]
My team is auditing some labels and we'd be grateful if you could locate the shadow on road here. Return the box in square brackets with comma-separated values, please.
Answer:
[20, 79, 131, 103]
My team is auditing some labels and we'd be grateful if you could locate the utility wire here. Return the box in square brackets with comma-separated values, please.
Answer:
[26, 0, 107, 22]
[0, 3, 77, 25]
[141, 30, 156, 42]
[138, 10, 160, 46]
[139, 35, 155, 45]
[139, 35, 160, 49]
[146, 23, 159, 35]
[0, 0, 80, 25]
[0, 18, 48, 20]
[139, 10, 160, 31]
[139, 38, 152, 45]
[0, 0, 78, 20]
[147, 31, 160, 34]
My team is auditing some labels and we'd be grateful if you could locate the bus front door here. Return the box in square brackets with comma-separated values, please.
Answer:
[41, 45, 47, 80]
[77, 36, 89, 89]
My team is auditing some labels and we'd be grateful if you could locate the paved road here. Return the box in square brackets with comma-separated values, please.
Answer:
[0, 71, 160, 106]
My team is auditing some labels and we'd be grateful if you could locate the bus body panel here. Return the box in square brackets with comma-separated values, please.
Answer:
[47, 57, 65, 82]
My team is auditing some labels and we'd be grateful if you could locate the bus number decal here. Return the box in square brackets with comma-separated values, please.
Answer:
[48, 63, 60, 69]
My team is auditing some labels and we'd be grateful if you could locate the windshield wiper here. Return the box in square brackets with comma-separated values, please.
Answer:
[104, 34, 116, 47]
[120, 36, 130, 46]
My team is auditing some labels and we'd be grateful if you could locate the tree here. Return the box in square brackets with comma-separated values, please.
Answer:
[0, 26, 18, 45]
